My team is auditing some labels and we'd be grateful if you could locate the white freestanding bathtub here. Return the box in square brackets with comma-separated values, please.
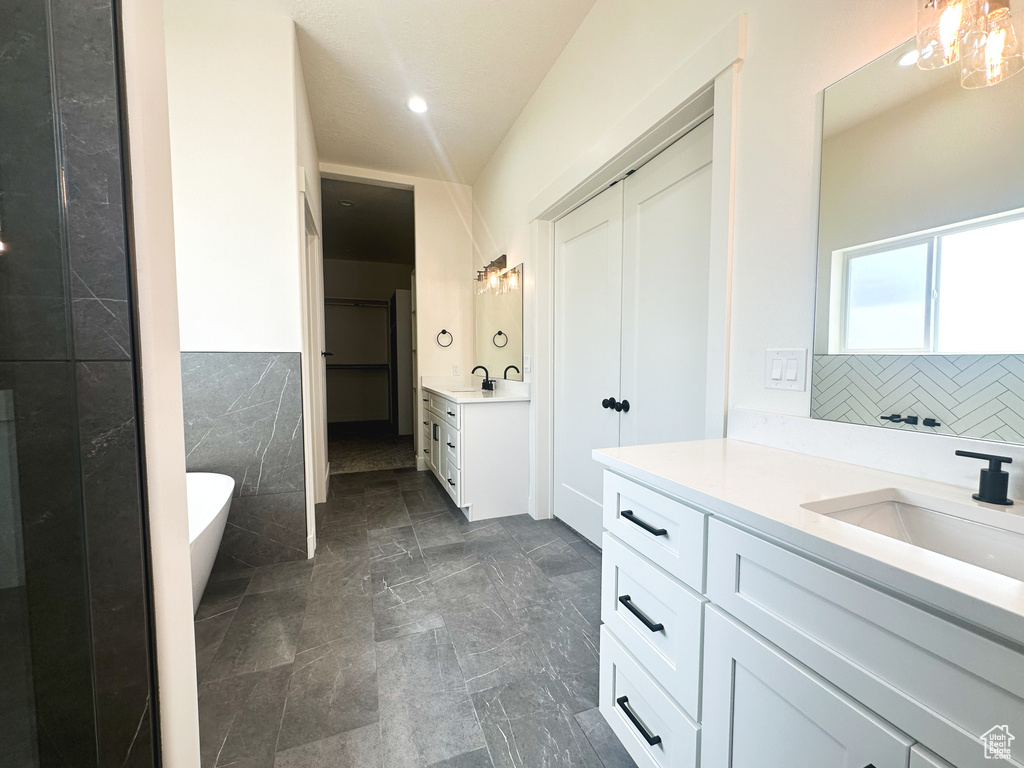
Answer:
[186, 472, 235, 614]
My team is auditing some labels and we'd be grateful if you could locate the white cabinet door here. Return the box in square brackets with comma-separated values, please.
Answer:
[619, 118, 713, 447]
[701, 607, 912, 768]
[553, 182, 624, 544]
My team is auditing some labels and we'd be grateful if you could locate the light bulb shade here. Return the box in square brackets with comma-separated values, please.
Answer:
[961, 2, 1023, 87]
[918, 0, 969, 68]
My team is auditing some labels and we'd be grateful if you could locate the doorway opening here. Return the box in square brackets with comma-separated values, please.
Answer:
[320, 178, 417, 474]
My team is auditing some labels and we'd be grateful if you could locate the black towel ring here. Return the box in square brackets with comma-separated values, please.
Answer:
[492, 330, 508, 348]
[436, 329, 453, 348]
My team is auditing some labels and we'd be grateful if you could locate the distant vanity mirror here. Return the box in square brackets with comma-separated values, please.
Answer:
[812, 38, 1024, 443]
[475, 260, 524, 382]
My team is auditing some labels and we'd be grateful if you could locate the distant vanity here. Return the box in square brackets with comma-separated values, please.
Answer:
[421, 378, 530, 520]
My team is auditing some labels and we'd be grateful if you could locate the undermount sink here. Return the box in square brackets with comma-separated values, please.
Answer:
[801, 489, 1024, 582]
[445, 388, 479, 393]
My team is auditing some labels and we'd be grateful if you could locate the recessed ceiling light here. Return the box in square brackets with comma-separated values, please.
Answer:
[339, 199, 355, 207]
[897, 49, 921, 67]
[407, 96, 428, 114]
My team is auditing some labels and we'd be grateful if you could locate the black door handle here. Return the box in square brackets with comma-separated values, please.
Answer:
[602, 397, 615, 409]
[616, 696, 661, 746]
[321, 351, 333, 357]
[433, 424, 439, 441]
[618, 595, 664, 632]
[621, 509, 667, 536]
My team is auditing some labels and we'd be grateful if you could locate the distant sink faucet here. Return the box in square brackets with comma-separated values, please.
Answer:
[956, 450, 1014, 506]
[471, 365, 495, 391]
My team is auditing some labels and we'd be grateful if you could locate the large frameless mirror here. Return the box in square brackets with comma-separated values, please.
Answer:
[812, 36, 1024, 443]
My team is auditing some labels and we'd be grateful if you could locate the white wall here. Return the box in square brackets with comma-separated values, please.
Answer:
[323, 259, 414, 301]
[122, 0, 201, 764]
[473, 0, 1024, 465]
[165, 0, 316, 353]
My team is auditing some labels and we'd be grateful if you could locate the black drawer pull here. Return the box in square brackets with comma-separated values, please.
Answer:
[621, 510, 667, 537]
[447, 442, 455, 449]
[618, 595, 664, 632]
[447, 478, 455, 486]
[447, 410, 456, 417]
[616, 696, 661, 746]
[424, 448, 429, 454]
[422, 421, 428, 426]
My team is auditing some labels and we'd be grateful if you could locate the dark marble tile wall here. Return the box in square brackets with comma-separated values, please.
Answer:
[0, 0, 157, 766]
[182, 352, 309, 569]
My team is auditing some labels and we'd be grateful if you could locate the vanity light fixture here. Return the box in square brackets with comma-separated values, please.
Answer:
[917, 0, 1023, 86]
[407, 96, 428, 113]
[917, 0, 968, 69]
[960, 0, 1023, 87]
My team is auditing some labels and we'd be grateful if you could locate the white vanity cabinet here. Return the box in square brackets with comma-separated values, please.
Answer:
[596, 462, 1024, 768]
[423, 387, 529, 520]
[701, 607, 913, 768]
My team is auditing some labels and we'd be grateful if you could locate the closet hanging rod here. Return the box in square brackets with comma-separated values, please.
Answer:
[324, 297, 390, 308]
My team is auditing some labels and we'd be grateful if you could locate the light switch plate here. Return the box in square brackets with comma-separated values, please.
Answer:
[765, 349, 807, 391]
[453, 364, 461, 375]
[524, 355, 532, 373]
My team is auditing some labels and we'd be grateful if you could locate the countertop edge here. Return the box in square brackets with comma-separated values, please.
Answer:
[594, 441, 1024, 646]
[422, 384, 531, 404]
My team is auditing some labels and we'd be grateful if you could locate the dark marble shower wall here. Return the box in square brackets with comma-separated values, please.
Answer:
[182, 352, 309, 569]
[0, 1, 156, 767]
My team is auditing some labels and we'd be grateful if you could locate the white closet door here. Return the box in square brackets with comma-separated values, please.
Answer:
[619, 117, 714, 447]
[553, 183, 624, 544]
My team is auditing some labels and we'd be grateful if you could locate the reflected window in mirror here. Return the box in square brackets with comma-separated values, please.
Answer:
[812, 37, 1024, 444]
[830, 209, 1024, 355]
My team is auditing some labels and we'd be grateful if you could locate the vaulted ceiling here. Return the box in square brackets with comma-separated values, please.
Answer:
[251, 0, 597, 183]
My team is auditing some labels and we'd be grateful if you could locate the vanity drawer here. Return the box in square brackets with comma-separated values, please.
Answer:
[706, 518, 1024, 768]
[442, 422, 460, 470]
[442, 456, 461, 504]
[603, 471, 707, 592]
[427, 393, 446, 417]
[602, 533, 704, 719]
[600, 626, 698, 768]
[442, 401, 460, 429]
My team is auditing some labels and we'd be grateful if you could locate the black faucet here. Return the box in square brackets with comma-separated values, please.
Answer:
[471, 365, 495, 391]
[956, 450, 1014, 506]
[503, 365, 520, 379]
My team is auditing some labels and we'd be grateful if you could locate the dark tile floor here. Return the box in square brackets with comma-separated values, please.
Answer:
[193, 468, 636, 768]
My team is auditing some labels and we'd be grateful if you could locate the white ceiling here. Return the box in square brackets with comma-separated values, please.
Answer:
[251, 0, 598, 184]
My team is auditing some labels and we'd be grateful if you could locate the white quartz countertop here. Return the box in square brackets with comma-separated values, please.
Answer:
[594, 438, 1024, 644]
[423, 384, 531, 404]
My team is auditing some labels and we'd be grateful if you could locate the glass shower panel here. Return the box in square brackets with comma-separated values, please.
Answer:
[0, 1, 157, 765]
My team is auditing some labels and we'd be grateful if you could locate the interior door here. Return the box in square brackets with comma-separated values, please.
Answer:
[701, 607, 913, 768]
[619, 117, 714, 447]
[553, 183, 624, 544]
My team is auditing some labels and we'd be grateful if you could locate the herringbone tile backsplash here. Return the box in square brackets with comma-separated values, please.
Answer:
[811, 354, 1024, 444]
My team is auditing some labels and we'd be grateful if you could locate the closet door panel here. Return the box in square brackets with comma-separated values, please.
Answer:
[620, 118, 714, 448]
[553, 183, 624, 544]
